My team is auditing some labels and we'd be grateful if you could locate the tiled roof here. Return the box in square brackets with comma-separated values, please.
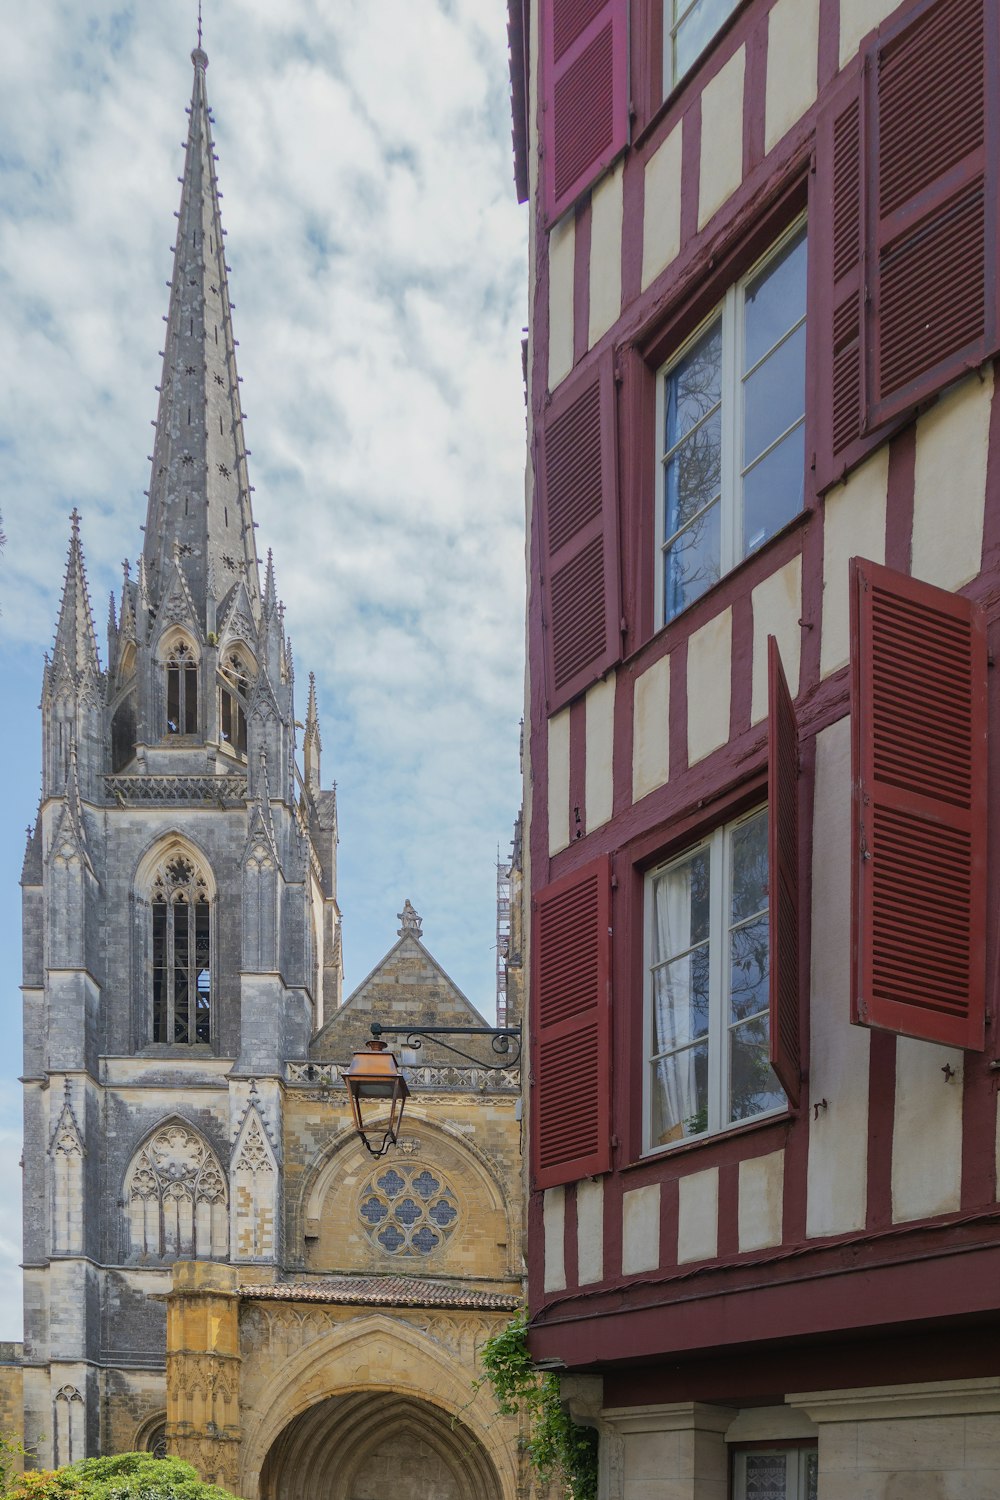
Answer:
[239, 1276, 521, 1312]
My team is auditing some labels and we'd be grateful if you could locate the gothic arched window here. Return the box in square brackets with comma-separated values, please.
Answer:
[219, 649, 252, 758]
[124, 1121, 228, 1261]
[150, 852, 212, 1044]
[165, 639, 198, 735]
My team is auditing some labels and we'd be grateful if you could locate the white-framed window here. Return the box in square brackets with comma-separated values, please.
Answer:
[733, 1446, 818, 1500]
[644, 806, 784, 1152]
[655, 221, 807, 625]
[666, 0, 741, 90]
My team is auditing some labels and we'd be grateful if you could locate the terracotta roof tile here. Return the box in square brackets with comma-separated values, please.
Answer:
[239, 1276, 520, 1312]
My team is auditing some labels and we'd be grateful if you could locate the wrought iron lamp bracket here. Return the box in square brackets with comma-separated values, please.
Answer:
[368, 1021, 522, 1070]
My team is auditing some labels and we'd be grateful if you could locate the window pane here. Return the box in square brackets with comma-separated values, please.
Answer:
[742, 1451, 788, 1499]
[184, 667, 198, 735]
[167, 669, 179, 733]
[744, 229, 807, 370]
[673, 0, 740, 83]
[652, 848, 711, 960]
[195, 901, 211, 1044]
[665, 320, 721, 448]
[729, 1013, 784, 1121]
[174, 903, 189, 1044]
[664, 495, 721, 618]
[742, 423, 805, 556]
[730, 914, 769, 1023]
[805, 1452, 818, 1500]
[664, 407, 722, 541]
[730, 811, 768, 924]
[152, 903, 167, 1044]
[652, 1040, 709, 1144]
[743, 321, 806, 466]
[652, 946, 710, 1053]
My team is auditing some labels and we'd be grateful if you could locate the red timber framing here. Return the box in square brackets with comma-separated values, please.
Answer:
[768, 637, 801, 1105]
[541, 0, 629, 225]
[850, 558, 988, 1050]
[531, 855, 613, 1189]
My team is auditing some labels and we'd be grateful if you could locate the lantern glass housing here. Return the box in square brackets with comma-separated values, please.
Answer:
[341, 1040, 410, 1157]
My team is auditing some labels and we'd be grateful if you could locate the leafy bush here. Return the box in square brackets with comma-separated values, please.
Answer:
[3, 1453, 242, 1500]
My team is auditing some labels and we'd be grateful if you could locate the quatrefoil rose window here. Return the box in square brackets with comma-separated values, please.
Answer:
[357, 1164, 459, 1256]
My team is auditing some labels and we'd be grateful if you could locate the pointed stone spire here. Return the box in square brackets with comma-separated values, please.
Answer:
[141, 42, 260, 629]
[50, 511, 101, 691]
[303, 672, 322, 791]
[263, 549, 277, 615]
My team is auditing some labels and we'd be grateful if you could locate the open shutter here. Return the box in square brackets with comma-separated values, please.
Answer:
[768, 637, 801, 1106]
[541, 0, 629, 224]
[531, 855, 612, 1189]
[538, 352, 621, 713]
[850, 558, 987, 1050]
[869, 0, 999, 427]
[812, 60, 879, 491]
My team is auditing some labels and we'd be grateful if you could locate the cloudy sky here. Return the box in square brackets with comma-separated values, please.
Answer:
[0, 1, 528, 1339]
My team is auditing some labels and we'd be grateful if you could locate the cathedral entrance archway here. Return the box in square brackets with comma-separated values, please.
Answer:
[258, 1391, 505, 1500]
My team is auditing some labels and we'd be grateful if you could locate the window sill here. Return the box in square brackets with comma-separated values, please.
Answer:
[624, 1105, 794, 1172]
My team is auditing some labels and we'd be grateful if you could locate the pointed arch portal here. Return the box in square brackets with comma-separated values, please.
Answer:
[258, 1391, 504, 1500]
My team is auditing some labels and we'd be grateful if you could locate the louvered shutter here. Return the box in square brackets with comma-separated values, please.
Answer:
[813, 61, 878, 491]
[869, 0, 998, 427]
[768, 637, 801, 1106]
[538, 352, 621, 713]
[541, 0, 629, 223]
[850, 558, 987, 1051]
[531, 856, 612, 1189]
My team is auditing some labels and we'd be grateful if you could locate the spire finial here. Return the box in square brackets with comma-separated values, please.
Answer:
[192, 1, 208, 69]
[197, 0, 203, 49]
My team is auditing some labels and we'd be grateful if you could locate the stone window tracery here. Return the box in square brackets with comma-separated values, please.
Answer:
[150, 851, 212, 1044]
[124, 1122, 227, 1261]
[165, 639, 198, 735]
[358, 1163, 460, 1258]
[219, 649, 253, 759]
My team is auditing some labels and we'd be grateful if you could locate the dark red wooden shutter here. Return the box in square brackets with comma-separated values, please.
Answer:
[850, 558, 987, 1051]
[812, 60, 879, 491]
[541, 0, 629, 223]
[768, 637, 801, 1106]
[531, 856, 612, 1189]
[869, 0, 999, 427]
[537, 352, 621, 713]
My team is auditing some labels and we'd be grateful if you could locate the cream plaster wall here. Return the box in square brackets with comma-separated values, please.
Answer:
[585, 672, 616, 831]
[677, 1168, 719, 1264]
[548, 709, 571, 855]
[764, 0, 819, 154]
[821, 448, 888, 677]
[911, 368, 992, 593]
[621, 1183, 660, 1275]
[891, 1038, 963, 1223]
[687, 609, 732, 764]
[806, 718, 870, 1237]
[543, 1186, 566, 1293]
[589, 162, 623, 348]
[576, 1178, 605, 1285]
[839, 0, 903, 68]
[548, 216, 575, 391]
[633, 654, 670, 801]
[698, 48, 745, 230]
[750, 556, 802, 724]
[642, 126, 682, 292]
[738, 1150, 784, 1252]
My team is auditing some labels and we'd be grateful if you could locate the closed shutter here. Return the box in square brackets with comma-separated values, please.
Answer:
[850, 558, 987, 1050]
[768, 637, 801, 1105]
[541, 0, 629, 224]
[537, 352, 621, 713]
[531, 856, 612, 1189]
[869, 0, 998, 426]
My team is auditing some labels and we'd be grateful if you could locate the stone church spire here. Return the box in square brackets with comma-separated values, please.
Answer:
[49, 510, 101, 692]
[142, 42, 259, 629]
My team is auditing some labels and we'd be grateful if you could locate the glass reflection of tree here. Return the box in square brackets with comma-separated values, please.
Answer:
[664, 329, 723, 617]
[728, 813, 779, 1123]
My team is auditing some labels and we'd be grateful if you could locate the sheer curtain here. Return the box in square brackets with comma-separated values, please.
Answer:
[651, 862, 698, 1143]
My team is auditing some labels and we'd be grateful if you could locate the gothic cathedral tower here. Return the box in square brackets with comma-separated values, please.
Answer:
[19, 43, 342, 1466]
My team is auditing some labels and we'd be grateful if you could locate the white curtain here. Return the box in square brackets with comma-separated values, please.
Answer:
[651, 862, 699, 1142]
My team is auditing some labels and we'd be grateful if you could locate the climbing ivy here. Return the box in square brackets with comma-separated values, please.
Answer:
[476, 1312, 598, 1500]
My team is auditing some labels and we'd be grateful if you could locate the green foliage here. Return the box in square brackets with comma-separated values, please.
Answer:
[1, 1452, 243, 1500]
[476, 1312, 598, 1500]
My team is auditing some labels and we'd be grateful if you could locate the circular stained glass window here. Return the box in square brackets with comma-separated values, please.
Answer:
[358, 1163, 460, 1257]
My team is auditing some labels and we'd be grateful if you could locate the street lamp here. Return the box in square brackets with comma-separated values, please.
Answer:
[341, 1036, 410, 1159]
[343, 1021, 522, 1158]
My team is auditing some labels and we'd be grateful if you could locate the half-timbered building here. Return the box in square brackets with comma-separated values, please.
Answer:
[514, 0, 1000, 1494]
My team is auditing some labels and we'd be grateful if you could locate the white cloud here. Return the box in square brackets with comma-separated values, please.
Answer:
[0, 0, 527, 1339]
